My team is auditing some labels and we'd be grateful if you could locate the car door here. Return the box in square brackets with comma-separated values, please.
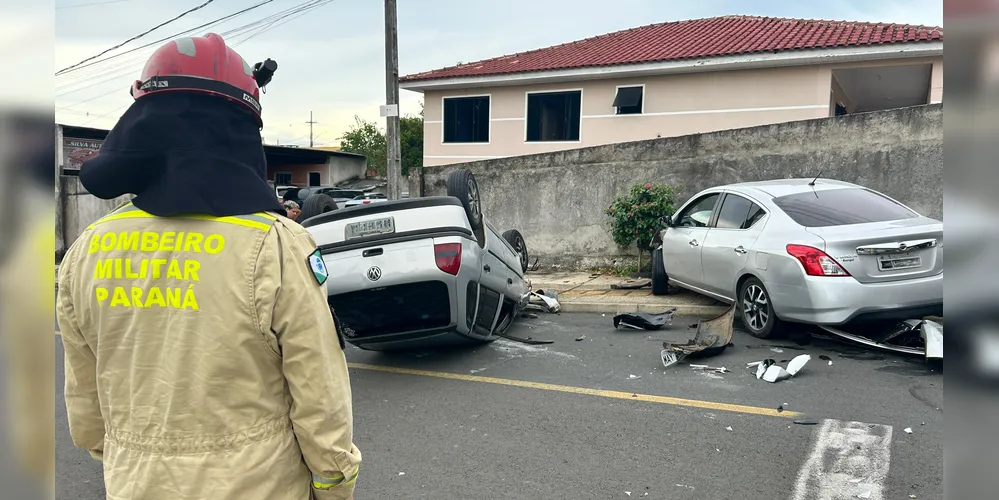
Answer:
[700, 192, 768, 299]
[660, 192, 722, 287]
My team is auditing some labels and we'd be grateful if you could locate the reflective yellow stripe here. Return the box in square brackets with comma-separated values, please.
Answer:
[312, 468, 359, 490]
[86, 205, 277, 232]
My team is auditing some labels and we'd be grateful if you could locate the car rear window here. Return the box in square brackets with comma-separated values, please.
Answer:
[772, 188, 918, 227]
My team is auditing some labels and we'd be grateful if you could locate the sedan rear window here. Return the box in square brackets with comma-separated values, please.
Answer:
[772, 188, 918, 227]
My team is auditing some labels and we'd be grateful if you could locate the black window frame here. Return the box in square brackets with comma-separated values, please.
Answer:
[613, 85, 644, 115]
[308, 171, 322, 186]
[675, 192, 723, 228]
[772, 187, 919, 228]
[713, 193, 767, 230]
[442, 95, 490, 144]
[274, 172, 292, 185]
[525, 90, 582, 142]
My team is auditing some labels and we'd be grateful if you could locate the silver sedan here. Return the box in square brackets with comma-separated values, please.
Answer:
[652, 179, 943, 338]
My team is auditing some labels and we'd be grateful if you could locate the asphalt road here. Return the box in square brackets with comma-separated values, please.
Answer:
[55, 313, 943, 500]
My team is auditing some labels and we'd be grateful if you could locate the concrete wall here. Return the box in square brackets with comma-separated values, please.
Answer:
[267, 156, 367, 186]
[57, 175, 132, 257]
[412, 104, 943, 270]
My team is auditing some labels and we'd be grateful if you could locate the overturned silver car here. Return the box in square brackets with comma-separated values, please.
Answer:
[302, 169, 532, 351]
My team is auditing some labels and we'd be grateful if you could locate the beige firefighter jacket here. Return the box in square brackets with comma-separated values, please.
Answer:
[56, 202, 360, 500]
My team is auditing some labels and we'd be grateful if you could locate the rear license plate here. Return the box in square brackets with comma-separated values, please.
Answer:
[345, 217, 395, 240]
[877, 252, 921, 271]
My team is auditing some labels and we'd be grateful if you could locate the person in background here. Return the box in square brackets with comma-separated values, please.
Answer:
[284, 200, 302, 221]
[56, 33, 360, 500]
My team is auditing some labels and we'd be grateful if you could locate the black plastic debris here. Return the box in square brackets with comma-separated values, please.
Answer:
[610, 280, 651, 290]
[794, 420, 819, 425]
[614, 307, 678, 330]
[818, 355, 832, 361]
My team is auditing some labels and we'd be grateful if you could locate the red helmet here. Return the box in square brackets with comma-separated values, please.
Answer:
[130, 33, 277, 126]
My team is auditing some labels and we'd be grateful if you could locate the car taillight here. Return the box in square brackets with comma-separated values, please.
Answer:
[435, 243, 462, 275]
[786, 244, 850, 277]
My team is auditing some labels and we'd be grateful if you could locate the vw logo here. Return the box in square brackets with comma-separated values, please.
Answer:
[898, 243, 907, 251]
[366, 266, 382, 281]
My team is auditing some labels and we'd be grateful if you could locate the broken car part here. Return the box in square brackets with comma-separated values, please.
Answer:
[614, 307, 677, 330]
[753, 354, 810, 383]
[690, 364, 729, 373]
[528, 291, 561, 314]
[610, 280, 651, 290]
[660, 304, 736, 368]
[817, 316, 944, 359]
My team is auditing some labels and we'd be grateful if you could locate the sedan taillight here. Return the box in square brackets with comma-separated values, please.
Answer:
[786, 244, 850, 277]
[434, 243, 462, 275]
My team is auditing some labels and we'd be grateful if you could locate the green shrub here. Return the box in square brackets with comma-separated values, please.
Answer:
[604, 183, 676, 257]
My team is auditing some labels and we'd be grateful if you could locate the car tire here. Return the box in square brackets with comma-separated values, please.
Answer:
[738, 277, 782, 339]
[651, 246, 668, 296]
[502, 229, 529, 273]
[299, 193, 337, 222]
[446, 168, 484, 231]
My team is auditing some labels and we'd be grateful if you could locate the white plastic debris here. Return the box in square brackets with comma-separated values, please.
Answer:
[858, 492, 871, 499]
[828, 361, 833, 366]
[771, 347, 784, 353]
[398, 472, 406, 476]
[625, 492, 631, 496]
[786, 354, 811, 376]
[762, 365, 791, 383]
[921, 320, 943, 360]
[848, 478, 863, 484]
[629, 374, 641, 379]
[690, 364, 729, 373]
[725, 426, 733, 431]
[661, 349, 680, 368]
[904, 427, 913, 434]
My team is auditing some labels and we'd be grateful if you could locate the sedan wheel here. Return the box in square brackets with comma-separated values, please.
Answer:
[739, 278, 780, 339]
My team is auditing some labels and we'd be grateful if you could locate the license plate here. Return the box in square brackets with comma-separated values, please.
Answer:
[345, 217, 395, 240]
[877, 251, 921, 271]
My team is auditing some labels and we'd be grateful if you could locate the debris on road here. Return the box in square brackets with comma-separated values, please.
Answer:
[725, 426, 733, 431]
[613, 307, 677, 330]
[520, 312, 540, 319]
[660, 305, 736, 368]
[777, 404, 784, 413]
[771, 347, 784, 353]
[904, 427, 913, 434]
[752, 354, 811, 383]
[629, 374, 641, 379]
[610, 279, 651, 290]
[690, 364, 728, 374]
[528, 290, 561, 313]
[794, 420, 819, 425]
[575, 334, 586, 341]
[817, 316, 944, 361]
[858, 491, 872, 499]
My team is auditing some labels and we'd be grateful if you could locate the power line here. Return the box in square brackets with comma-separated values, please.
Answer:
[57, 0, 132, 10]
[56, 0, 277, 77]
[56, 0, 218, 75]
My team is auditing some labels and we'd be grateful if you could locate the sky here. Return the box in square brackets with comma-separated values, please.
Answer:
[51, 0, 944, 147]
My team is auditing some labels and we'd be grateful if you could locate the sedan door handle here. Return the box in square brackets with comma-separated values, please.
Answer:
[734, 246, 747, 254]
[688, 239, 699, 247]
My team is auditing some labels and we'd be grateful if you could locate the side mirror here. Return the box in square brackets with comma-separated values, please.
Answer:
[659, 215, 673, 228]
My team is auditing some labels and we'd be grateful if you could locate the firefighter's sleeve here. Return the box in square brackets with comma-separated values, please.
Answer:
[56, 242, 105, 461]
[254, 222, 361, 499]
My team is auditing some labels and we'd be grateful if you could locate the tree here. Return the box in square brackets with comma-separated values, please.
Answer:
[337, 101, 424, 177]
[604, 183, 676, 271]
[400, 115, 423, 177]
[338, 115, 387, 175]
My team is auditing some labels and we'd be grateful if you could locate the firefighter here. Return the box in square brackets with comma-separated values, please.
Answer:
[56, 33, 360, 499]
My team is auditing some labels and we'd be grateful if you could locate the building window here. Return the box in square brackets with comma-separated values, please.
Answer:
[613, 86, 643, 115]
[308, 171, 321, 186]
[443, 96, 490, 143]
[275, 172, 292, 185]
[526, 90, 581, 142]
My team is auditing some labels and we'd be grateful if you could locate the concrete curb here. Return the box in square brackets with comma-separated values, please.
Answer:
[558, 300, 729, 316]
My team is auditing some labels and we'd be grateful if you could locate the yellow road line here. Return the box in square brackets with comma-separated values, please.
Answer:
[348, 362, 799, 418]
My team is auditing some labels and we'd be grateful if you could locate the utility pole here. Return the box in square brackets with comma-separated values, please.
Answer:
[383, 0, 402, 199]
[305, 111, 318, 147]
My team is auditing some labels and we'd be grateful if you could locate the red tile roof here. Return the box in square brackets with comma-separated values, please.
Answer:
[401, 15, 943, 82]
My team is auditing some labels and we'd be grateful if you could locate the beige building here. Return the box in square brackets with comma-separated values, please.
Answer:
[400, 16, 943, 167]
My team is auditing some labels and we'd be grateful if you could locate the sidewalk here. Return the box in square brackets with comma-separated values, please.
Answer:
[527, 271, 728, 315]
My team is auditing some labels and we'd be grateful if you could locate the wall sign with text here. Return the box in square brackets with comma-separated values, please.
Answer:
[62, 138, 103, 171]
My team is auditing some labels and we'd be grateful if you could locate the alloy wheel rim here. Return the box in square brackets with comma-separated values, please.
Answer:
[467, 179, 480, 220]
[743, 284, 770, 332]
